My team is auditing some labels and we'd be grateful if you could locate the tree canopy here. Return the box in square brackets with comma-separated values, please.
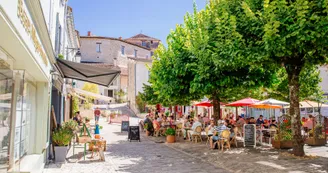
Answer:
[147, 0, 328, 156]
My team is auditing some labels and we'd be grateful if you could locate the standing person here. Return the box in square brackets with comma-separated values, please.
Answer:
[94, 107, 101, 123]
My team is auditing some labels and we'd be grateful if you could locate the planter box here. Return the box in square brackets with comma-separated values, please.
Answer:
[54, 146, 68, 163]
[305, 138, 326, 146]
[166, 135, 175, 143]
[272, 140, 293, 149]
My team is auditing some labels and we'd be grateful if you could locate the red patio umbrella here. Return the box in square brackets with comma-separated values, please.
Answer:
[226, 97, 259, 118]
[226, 97, 259, 107]
[194, 101, 226, 107]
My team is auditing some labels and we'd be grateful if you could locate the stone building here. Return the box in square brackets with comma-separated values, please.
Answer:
[79, 32, 160, 106]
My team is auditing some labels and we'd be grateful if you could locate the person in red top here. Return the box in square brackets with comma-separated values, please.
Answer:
[94, 107, 101, 122]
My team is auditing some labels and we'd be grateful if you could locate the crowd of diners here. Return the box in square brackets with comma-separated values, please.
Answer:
[139, 110, 321, 149]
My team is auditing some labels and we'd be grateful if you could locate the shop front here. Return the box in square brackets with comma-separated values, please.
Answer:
[0, 0, 55, 172]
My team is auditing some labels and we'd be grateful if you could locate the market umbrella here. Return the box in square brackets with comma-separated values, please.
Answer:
[257, 98, 289, 106]
[249, 103, 282, 109]
[226, 97, 259, 107]
[226, 97, 259, 118]
[194, 101, 226, 107]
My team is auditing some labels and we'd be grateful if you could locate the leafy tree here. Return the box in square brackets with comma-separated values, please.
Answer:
[183, 2, 277, 123]
[226, 0, 328, 156]
[82, 82, 99, 94]
[136, 93, 146, 113]
[115, 89, 126, 103]
[82, 82, 99, 108]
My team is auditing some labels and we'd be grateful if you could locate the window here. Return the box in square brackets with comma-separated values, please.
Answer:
[150, 51, 154, 57]
[121, 46, 125, 55]
[134, 49, 138, 57]
[55, 13, 62, 55]
[142, 41, 147, 47]
[150, 40, 153, 44]
[96, 43, 101, 53]
[108, 90, 114, 97]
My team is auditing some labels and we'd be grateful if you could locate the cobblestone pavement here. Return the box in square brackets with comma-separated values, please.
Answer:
[149, 136, 328, 173]
[43, 118, 228, 173]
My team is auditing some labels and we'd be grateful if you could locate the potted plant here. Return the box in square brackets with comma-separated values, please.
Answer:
[165, 128, 176, 143]
[272, 118, 293, 149]
[305, 124, 326, 146]
[52, 128, 72, 162]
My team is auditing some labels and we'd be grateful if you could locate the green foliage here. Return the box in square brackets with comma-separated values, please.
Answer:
[52, 128, 72, 146]
[115, 89, 126, 103]
[82, 82, 99, 109]
[72, 96, 79, 114]
[58, 54, 64, 60]
[82, 82, 99, 94]
[62, 120, 78, 136]
[136, 93, 146, 113]
[165, 128, 176, 136]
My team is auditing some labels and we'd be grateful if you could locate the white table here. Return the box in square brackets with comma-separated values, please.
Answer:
[258, 128, 276, 145]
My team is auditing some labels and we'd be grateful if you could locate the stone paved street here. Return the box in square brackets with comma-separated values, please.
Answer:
[44, 118, 228, 173]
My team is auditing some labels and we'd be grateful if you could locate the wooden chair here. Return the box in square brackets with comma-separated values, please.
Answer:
[192, 126, 203, 143]
[154, 123, 166, 137]
[205, 126, 211, 146]
[176, 123, 183, 137]
[230, 127, 238, 147]
[90, 140, 106, 161]
[219, 130, 231, 151]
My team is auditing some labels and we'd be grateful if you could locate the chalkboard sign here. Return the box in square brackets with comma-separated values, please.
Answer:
[121, 121, 129, 132]
[128, 126, 140, 142]
[244, 124, 256, 147]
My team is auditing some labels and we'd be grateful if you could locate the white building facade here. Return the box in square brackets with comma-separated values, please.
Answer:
[0, 0, 56, 172]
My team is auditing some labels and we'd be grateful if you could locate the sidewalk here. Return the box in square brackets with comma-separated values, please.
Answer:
[147, 135, 328, 173]
[43, 118, 227, 173]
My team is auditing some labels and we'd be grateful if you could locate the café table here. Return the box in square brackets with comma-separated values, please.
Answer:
[258, 128, 276, 145]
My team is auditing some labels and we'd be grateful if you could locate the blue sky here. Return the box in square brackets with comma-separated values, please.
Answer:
[68, 0, 207, 45]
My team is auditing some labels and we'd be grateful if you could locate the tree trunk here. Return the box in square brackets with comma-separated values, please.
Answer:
[286, 65, 305, 157]
[213, 97, 221, 125]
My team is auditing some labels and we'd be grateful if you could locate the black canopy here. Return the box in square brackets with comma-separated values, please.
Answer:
[56, 59, 120, 87]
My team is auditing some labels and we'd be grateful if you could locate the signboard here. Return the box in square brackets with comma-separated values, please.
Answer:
[244, 124, 256, 147]
[128, 126, 140, 142]
[121, 121, 129, 132]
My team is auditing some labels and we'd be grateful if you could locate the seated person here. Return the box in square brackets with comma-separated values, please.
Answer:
[256, 115, 265, 126]
[249, 117, 256, 124]
[187, 117, 202, 141]
[206, 120, 215, 137]
[263, 119, 270, 128]
[210, 120, 228, 149]
[182, 118, 192, 140]
[270, 120, 278, 128]
[153, 118, 161, 131]
[144, 115, 154, 136]
[73, 111, 82, 125]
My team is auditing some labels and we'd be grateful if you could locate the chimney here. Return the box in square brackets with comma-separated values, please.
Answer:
[119, 36, 122, 40]
[87, 31, 91, 36]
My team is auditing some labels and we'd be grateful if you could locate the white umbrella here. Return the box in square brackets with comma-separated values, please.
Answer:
[257, 98, 289, 106]
[258, 98, 289, 120]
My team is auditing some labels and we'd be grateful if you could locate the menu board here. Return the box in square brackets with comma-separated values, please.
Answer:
[128, 126, 140, 142]
[121, 121, 129, 132]
[244, 124, 256, 147]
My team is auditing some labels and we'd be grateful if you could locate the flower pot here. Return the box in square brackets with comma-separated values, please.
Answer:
[166, 135, 175, 143]
[54, 146, 68, 163]
[305, 138, 326, 146]
[146, 130, 150, 136]
[272, 140, 293, 149]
